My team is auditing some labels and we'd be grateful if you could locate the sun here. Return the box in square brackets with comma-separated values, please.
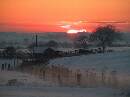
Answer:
[67, 30, 79, 34]
[67, 29, 87, 34]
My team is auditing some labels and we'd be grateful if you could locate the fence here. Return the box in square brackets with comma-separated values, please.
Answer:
[20, 64, 130, 88]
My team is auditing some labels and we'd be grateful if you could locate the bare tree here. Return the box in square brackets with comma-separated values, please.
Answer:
[90, 25, 121, 52]
[3, 46, 16, 58]
[46, 40, 58, 48]
[74, 35, 89, 49]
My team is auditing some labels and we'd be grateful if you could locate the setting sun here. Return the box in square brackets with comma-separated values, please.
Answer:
[67, 30, 79, 34]
[67, 29, 87, 34]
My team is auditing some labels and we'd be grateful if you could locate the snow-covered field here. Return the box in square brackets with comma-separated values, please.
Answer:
[0, 71, 126, 97]
[0, 47, 130, 97]
[49, 47, 130, 74]
[0, 86, 123, 97]
[49, 47, 130, 88]
[0, 71, 53, 86]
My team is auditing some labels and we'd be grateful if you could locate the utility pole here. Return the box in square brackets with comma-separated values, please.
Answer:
[36, 34, 38, 47]
[32, 33, 38, 60]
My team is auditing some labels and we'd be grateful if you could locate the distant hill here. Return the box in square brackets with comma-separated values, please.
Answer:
[0, 32, 72, 48]
[122, 32, 130, 43]
[0, 32, 90, 43]
[0, 32, 129, 48]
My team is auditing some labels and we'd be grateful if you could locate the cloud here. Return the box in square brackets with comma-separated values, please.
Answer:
[58, 20, 86, 29]
[60, 25, 71, 29]
[58, 20, 129, 26]
[78, 21, 129, 24]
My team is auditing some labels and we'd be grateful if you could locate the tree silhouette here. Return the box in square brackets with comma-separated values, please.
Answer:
[74, 35, 89, 48]
[90, 25, 121, 52]
[4, 46, 16, 58]
[46, 40, 58, 48]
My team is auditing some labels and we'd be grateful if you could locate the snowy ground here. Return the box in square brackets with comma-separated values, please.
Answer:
[0, 47, 130, 97]
[49, 47, 130, 88]
[0, 86, 123, 97]
[0, 70, 126, 97]
[0, 71, 54, 86]
[49, 47, 130, 74]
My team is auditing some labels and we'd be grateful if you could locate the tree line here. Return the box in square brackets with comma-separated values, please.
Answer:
[74, 25, 122, 52]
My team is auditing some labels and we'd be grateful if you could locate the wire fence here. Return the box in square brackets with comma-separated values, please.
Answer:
[19, 64, 130, 88]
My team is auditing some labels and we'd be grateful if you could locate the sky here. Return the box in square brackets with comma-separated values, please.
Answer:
[0, 0, 130, 32]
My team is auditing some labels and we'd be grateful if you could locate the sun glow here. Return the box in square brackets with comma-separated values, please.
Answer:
[67, 30, 78, 34]
[67, 29, 87, 34]
[0, 0, 129, 32]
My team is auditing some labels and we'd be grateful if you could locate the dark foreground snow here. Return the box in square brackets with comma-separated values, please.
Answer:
[0, 86, 123, 97]
[0, 71, 125, 97]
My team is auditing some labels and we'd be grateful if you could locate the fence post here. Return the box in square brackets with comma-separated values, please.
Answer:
[76, 69, 81, 85]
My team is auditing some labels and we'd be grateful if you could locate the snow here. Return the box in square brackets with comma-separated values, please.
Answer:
[0, 71, 53, 86]
[0, 47, 130, 97]
[49, 49, 130, 74]
[0, 71, 124, 97]
[0, 86, 123, 97]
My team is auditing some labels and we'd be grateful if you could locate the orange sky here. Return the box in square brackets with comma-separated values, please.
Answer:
[0, 0, 130, 32]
